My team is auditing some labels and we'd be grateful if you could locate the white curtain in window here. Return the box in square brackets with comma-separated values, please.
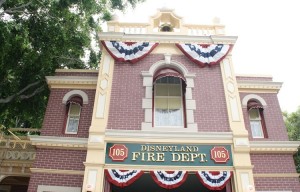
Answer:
[66, 103, 80, 133]
[250, 120, 263, 138]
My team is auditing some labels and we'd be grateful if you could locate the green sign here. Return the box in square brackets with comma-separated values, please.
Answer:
[105, 143, 233, 166]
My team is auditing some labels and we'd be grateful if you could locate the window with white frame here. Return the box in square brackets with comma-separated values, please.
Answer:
[141, 60, 197, 131]
[154, 75, 185, 127]
[249, 108, 264, 138]
[65, 97, 82, 134]
[248, 100, 267, 138]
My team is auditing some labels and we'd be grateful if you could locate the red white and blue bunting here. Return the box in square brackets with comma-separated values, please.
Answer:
[105, 169, 232, 190]
[196, 171, 232, 190]
[105, 169, 143, 188]
[101, 41, 158, 64]
[176, 43, 232, 67]
[150, 170, 188, 189]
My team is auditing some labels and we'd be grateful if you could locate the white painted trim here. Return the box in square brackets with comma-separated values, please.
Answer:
[62, 90, 89, 104]
[141, 60, 197, 131]
[241, 94, 267, 108]
[250, 141, 300, 148]
[37, 185, 81, 192]
[146, 60, 191, 76]
[238, 80, 282, 92]
[46, 76, 97, 87]
[98, 32, 238, 44]
[29, 135, 88, 148]
[105, 129, 233, 140]
[96, 94, 106, 118]
[55, 69, 98, 73]
[236, 73, 273, 78]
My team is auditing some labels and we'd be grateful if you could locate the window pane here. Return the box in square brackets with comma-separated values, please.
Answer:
[69, 104, 81, 115]
[66, 117, 79, 133]
[155, 84, 168, 96]
[169, 109, 183, 126]
[154, 76, 184, 127]
[155, 109, 169, 126]
[249, 109, 260, 120]
[168, 98, 182, 109]
[250, 120, 263, 138]
[155, 98, 168, 109]
[168, 84, 181, 96]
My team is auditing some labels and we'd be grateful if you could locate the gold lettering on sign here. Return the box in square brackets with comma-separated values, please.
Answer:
[199, 154, 207, 162]
[132, 152, 140, 161]
[147, 153, 155, 161]
[171, 153, 180, 162]
[140, 145, 199, 152]
[171, 153, 207, 162]
[141, 145, 147, 151]
[131, 145, 210, 163]
[156, 153, 165, 161]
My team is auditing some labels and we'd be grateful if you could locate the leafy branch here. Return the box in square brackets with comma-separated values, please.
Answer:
[0, 1, 32, 16]
[0, 81, 44, 104]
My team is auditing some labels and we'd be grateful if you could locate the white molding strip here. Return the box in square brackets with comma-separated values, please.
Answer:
[31, 168, 84, 175]
[55, 69, 98, 73]
[250, 141, 300, 153]
[237, 80, 283, 91]
[46, 76, 98, 86]
[29, 135, 88, 149]
[105, 130, 233, 141]
[98, 32, 238, 44]
[254, 173, 299, 178]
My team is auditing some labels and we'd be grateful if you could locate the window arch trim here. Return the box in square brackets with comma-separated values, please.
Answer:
[242, 94, 267, 108]
[62, 90, 88, 105]
[141, 60, 197, 132]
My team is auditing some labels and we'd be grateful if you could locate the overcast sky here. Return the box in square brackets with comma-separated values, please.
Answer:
[111, 0, 300, 113]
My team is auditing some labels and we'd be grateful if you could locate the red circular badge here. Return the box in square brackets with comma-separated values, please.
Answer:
[210, 146, 230, 163]
[109, 144, 128, 161]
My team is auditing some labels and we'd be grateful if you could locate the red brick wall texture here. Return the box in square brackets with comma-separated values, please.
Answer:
[251, 154, 297, 174]
[27, 173, 83, 192]
[41, 88, 95, 138]
[240, 92, 289, 141]
[107, 54, 231, 132]
[33, 149, 86, 171]
[251, 154, 300, 191]
[254, 177, 300, 192]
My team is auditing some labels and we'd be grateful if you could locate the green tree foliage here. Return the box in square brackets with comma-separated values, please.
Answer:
[283, 107, 300, 173]
[0, 0, 144, 129]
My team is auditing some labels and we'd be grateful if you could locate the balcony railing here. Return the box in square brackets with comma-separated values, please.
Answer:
[106, 22, 225, 36]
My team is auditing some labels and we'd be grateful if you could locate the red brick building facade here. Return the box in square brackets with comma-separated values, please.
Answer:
[26, 9, 299, 192]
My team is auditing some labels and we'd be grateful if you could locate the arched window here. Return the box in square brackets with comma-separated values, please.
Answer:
[153, 68, 186, 127]
[65, 96, 82, 134]
[247, 100, 268, 138]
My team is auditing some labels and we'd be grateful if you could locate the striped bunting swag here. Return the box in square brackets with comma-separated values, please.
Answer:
[196, 171, 232, 190]
[101, 41, 158, 64]
[176, 43, 232, 67]
[105, 169, 143, 188]
[150, 170, 188, 189]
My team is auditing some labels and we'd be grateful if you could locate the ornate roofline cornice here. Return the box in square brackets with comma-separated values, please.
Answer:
[98, 32, 238, 44]
[46, 76, 98, 89]
[29, 136, 88, 150]
[237, 80, 283, 93]
[250, 141, 299, 153]
[236, 74, 273, 78]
